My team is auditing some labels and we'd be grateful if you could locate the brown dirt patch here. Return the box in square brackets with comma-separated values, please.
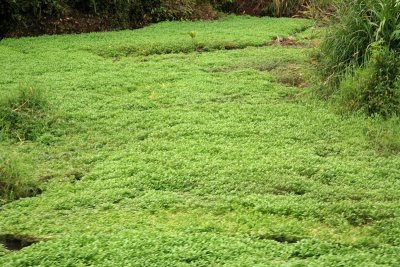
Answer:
[268, 36, 306, 47]
[0, 234, 48, 251]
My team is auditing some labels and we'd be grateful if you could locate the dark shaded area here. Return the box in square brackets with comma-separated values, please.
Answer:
[268, 36, 307, 47]
[0, 1, 314, 38]
[65, 169, 85, 183]
[255, 233, 304, 243]
[0, 0, 219, 38]
[272, 185, 308, 195]
[216, 0, 308, 17]
[0, 235, 39, 251]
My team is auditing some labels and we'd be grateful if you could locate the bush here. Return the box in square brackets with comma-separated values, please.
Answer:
[335, 42, 400, 116]
[0, 0, 332, 37]
[155, 0, 197, 20]
[269, 0, 307, 17]
[71, 0, 217, 21]
[0, 88, 52, 142]
[214, 0, 333, 17]
[0, 0, 158, 37]
[0, 152, 40, 204]
[0, 0, 62, 24]
[0, 0, 220, 37]
[319, 0, 400, 116]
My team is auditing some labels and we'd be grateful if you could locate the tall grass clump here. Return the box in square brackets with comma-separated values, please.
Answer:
[319, 0, 400, 116]
[301, 0, 335, 19]
[335, 41, 400, 116]
[269, 0, 310, 17]
[0, 88, 51, 142]
[0, 152, 40, 204]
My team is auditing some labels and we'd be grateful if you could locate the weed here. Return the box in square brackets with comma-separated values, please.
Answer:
[0, 87, 52, 142]
[0, 152, 41, 204]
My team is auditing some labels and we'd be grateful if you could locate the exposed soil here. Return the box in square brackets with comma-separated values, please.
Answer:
[275, 64, 309, 88]
[0, 235, 42, 251]
[256, 233, 304, 244]
[268, 36, 307, 47]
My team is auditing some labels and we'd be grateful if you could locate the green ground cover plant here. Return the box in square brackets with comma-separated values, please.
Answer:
[0, 16, 399, 266]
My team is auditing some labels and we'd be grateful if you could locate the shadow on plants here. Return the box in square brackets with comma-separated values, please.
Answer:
[255, 232, 305, 243]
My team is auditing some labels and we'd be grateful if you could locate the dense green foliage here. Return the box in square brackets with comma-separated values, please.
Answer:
[0, 16, 399, 266]
[0, 0, 216, 37]
[0, 0, 333, 37]
[216, 0, 333, 17]
[319, 0, 400, 116]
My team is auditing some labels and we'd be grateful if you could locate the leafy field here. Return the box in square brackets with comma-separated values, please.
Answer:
[0, 16, 400, 266]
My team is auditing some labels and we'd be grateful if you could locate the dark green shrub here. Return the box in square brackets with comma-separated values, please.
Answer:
[68, 0, 154, 17]
[268, 0, 307, 17]
[0, 152, 40, 204]
[151, 0, 218, 21]
[155, 0, 196, 20]
[0, 88, 52, 142]
[0, 0, 64, 38]
[213, 0, 333, 17]
[0, 0, 62, 24]
[211, 0, 235, 11]
[0, 0, 220, 37]
[0, 0, 332, 38]
[0, 1, 13, 38]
